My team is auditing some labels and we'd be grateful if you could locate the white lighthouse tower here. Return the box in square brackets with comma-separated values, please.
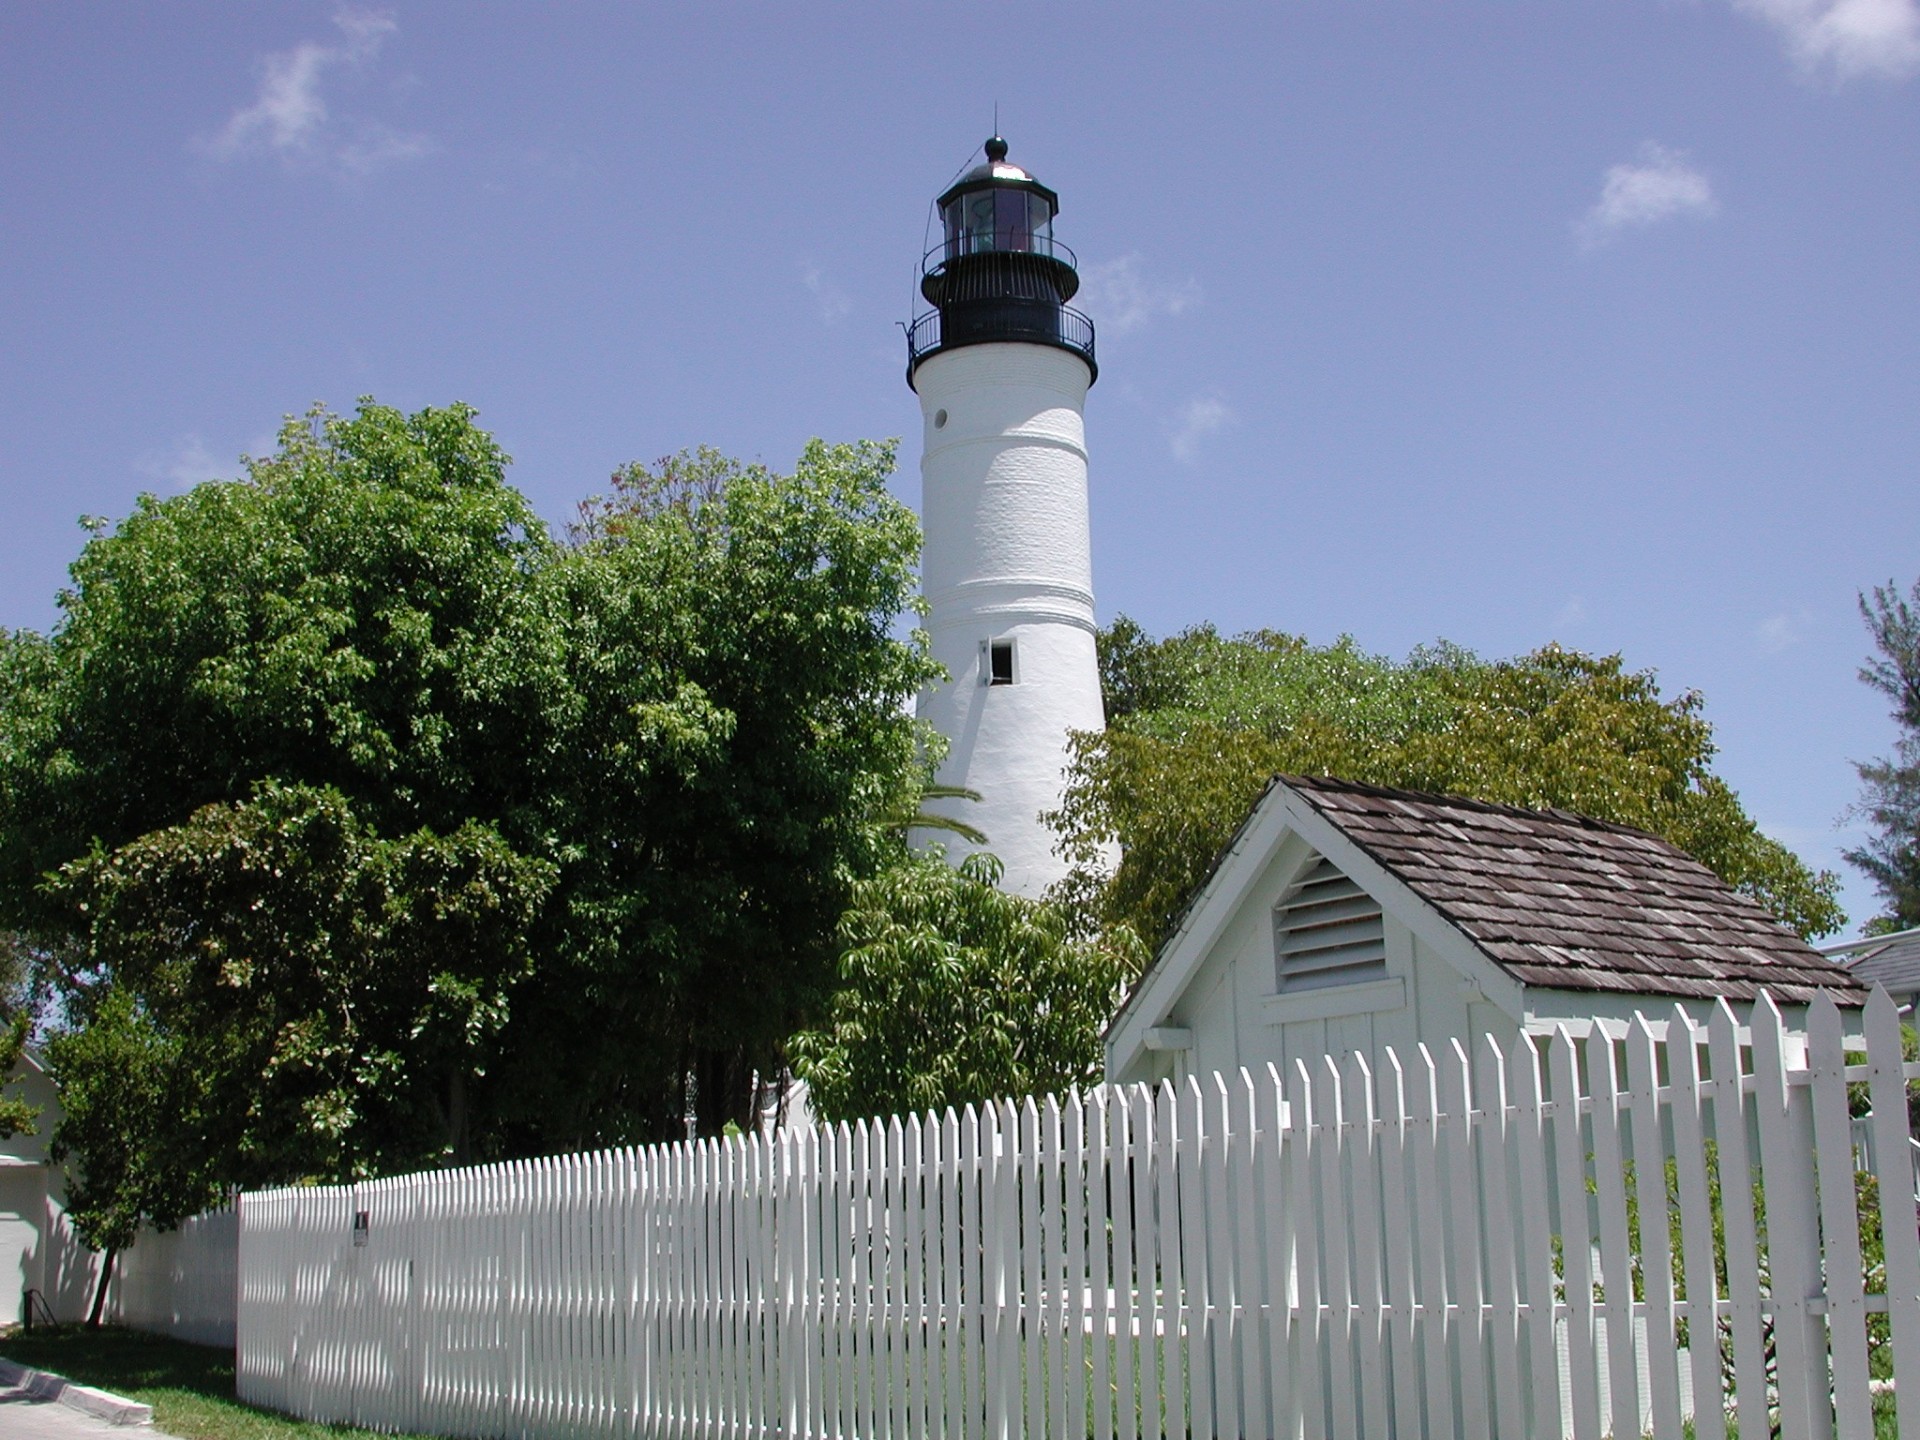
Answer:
[907, 137, 1106, 897]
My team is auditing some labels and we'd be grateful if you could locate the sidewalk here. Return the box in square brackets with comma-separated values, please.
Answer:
[0, 1368, 173, 1438]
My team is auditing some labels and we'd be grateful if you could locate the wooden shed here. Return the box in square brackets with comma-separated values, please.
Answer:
[1106, 774, 1866, 1087]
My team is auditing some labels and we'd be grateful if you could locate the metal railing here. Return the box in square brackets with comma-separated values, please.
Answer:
[905, 305, 1096, 377]
[923, 233, 1078, 273]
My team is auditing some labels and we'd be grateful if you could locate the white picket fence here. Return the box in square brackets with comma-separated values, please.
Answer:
[234, 990, 1920, 1440]
[106, 1204, 238, 1346]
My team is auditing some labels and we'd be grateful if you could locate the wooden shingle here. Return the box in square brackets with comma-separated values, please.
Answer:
[1281, 774, 1865, 1006]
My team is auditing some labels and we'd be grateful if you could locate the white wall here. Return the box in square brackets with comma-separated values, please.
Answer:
[106, 1207, 237, 1347]
[913, 341, 1108, 897]
[0, 1053, 100, 1324]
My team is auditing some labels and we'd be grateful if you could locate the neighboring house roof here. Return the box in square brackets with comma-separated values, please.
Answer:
[1823, 927, 1920, 998]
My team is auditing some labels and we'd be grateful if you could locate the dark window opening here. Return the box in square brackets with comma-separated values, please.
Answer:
[989, 639, 1015, 686]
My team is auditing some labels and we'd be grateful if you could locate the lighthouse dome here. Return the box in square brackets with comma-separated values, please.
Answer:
[952, 136, 1038, 189]
[936, 135, 1059, 212]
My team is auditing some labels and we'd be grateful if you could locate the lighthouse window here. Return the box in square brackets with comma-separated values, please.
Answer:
[945, 189, 1054, 257]
[988, 639, 1015, 686]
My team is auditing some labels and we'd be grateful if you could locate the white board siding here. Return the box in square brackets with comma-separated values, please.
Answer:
[1156, 891, 1525, 1100]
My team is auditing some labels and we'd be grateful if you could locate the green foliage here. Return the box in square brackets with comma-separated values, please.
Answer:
[48, 781, 553, 1184]
[0, 403, 935, 1224]
[789, 851, 1142, 1122]
[532, 438, 937, 1140]
[0, 932, 42, 1141]
[0, 1013, 34, 1142]
[44, 988, 219, 1254]
[1055, 620, 1843, 947]
[1848, 577, 1920, 930]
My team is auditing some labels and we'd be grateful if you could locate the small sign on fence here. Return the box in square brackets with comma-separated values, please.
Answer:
[351, 1210, 368, 1248]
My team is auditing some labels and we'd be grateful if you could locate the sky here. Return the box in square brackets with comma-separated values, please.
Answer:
[2, 2, 1916, 937]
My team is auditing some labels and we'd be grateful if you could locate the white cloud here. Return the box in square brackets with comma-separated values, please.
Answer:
[1757, 817, 1832, 849]
[800, 263, 852, 325]
[137, 434, 230, 491]
[1577, 144, 1717, 247]
[1732, 0, 1920, 81]
[1167, 396, 1230, 464]
[1757, 608, 1815, 653]
[198, 9, 431, 176]
[1076, 255, 1201, 336]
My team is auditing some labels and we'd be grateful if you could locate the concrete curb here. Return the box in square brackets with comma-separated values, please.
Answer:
[0, 1354, 154, 1427]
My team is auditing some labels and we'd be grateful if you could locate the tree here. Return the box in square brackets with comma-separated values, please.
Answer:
[0, 404, 936, 1205]
[0, 933, 43, 1142]
[510, 440, 936, 1143]
[1847, 578, 1920, 930]
[47, 781, 554, 1182]
[1051, 620, 1843, 949]
[43, 989, 219, 1326]
[789, 851, 1139, 1122]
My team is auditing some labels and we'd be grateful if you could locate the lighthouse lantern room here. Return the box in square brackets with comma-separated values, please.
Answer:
[907, 137, 1108, 897]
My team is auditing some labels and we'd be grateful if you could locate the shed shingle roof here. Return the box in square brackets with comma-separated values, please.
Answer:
[1283, 775, 1865, 1006]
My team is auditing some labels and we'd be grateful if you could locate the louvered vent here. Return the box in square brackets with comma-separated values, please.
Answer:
[1274, 856, 1387, 993]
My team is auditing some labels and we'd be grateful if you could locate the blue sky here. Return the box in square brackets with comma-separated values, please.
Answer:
[3, 3, 1916, 935]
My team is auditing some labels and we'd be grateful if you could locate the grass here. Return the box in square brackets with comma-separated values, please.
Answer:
[0, 1325, 440, 1440]
[1, 1324, 1902, 1439]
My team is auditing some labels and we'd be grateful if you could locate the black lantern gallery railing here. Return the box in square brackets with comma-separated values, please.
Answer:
[923, 233, 1079, 281]
[905, 304, 1096, 383]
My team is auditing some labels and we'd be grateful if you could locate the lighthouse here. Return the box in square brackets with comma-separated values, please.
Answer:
[907, 137, 1106, 897]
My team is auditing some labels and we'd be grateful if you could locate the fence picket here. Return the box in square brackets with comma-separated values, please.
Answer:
[1505, 1032, 1561, 1440]
[1549, 1028, 1600, 1440]
[1663, 1010, 1722, 1440]
[1110, 1090, 1137, 1440]
[1807, 994, 1872, 1440]
[1042, 1096, 1066, 1440]
[1089, 1087, 1115, 1440]
[1378, 1050, 1423, 1440]
[1285, 1059, 1325, 1440]
[1585, 1026, 1641, 1440]
[852, 1119, 874, 1440]
[1410, 1046, 1456, 1440]
[1315, 1057, 1357, 1440]
[1020, 1098, 1045, 1440]
[1752, 992, 1833, 1440]
[1207, 1073, 1243, 1440]
[1253, 1066, 1295, 1440]
[1626, 1017, 1684, 1440]
[955, 1106, 977, 1440]
[1863, 987, 1920, 1440]
[1229, 1070, 1268, 1440]
[1440, 1041, 1490, 1440]
[1706, 998, 1767, 1438]
[994, 1100, 1021, 1440]
[903, 1113, 928, 1440]
[1465, 1039, 1517, 1440]
[1183, 1076, 1220, 1440]
[1155, 1082, 1189, 1440]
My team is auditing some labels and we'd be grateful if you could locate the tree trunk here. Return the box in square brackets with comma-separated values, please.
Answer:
[693, 1045, 758, 1137]
[446, 1069, 470, 1168]
[86, 1246, 116, 1329]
